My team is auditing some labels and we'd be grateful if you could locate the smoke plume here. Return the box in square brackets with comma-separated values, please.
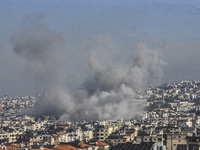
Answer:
[11, 15, 166, 121]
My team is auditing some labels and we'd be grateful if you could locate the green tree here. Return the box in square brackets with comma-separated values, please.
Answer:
[104, 139, 114, 147]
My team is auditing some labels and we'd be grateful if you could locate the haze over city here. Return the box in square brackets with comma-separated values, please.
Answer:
[2, 2, 200, 150]
[0, 0, 200, 121]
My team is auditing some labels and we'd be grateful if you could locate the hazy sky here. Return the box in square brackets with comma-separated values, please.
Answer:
[1, 0, 200, 96]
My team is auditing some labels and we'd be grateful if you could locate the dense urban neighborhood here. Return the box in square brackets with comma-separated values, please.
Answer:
[1, 80, 200, 150]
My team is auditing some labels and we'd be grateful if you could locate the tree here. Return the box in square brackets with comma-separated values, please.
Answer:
[145, 103, 158, 111]
[104, 139, 114, 147]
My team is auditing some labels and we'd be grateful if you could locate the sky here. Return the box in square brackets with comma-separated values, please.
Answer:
[0, 0, 200, 97]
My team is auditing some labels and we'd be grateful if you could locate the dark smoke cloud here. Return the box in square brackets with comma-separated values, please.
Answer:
[11, 15, 167, 121]
[11, 15, 66, 90]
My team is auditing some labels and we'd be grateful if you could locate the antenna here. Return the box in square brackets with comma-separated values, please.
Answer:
[162, 90, 165, 104]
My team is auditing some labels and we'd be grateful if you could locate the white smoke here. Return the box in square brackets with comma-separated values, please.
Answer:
[11, 15, 167, 121]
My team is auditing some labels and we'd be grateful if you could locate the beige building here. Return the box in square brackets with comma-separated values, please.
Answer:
[81, 129, 93, 142]
[0, 132, 23, 142]
[167, 132, 188, 150]
[136, 133, 164, 144]
[94, 123, 121, 142]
